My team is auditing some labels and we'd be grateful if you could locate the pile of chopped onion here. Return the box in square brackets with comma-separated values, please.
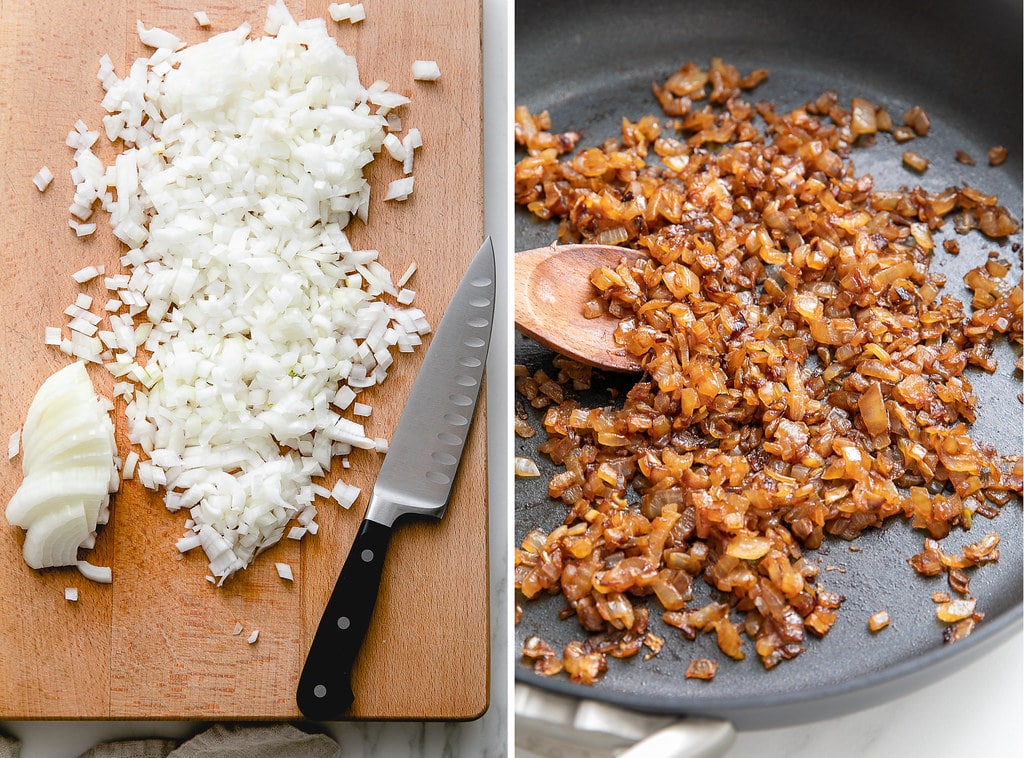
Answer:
[48, 1, 432, 584]
[514, 58, 1021, 683]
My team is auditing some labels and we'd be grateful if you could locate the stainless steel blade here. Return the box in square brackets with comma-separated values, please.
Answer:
[365, 236, 495, 526]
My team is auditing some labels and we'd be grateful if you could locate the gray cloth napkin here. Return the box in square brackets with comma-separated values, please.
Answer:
[0, 733, 19, 758]
[79, 739, 177, 758]
[77, 724, 340, 758]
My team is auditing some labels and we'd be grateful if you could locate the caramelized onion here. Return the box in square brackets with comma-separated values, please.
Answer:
[515, 58, 1021, 685]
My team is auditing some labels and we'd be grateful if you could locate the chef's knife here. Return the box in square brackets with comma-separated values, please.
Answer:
[296, 237, 496, 720]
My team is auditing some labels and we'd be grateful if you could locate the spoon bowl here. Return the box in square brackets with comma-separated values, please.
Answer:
[514, 243, 646, 372]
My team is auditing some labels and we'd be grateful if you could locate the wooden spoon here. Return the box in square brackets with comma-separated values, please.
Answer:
[515, 243, 646, 373]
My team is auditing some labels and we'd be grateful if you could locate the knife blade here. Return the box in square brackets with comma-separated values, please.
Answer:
[296, 237, 496, 720]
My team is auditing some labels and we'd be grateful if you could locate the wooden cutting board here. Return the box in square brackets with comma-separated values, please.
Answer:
[0, 0, 487, 720]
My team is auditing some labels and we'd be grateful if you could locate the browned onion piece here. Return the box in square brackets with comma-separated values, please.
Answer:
[868, 610, 891, 632]
[685, 657, 719, 680]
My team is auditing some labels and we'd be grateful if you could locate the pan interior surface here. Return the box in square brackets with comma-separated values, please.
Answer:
[514, 0, 1022, 729]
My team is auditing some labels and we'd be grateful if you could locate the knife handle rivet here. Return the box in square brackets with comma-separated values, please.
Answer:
[313, 685, 327, 698]
[360, 549, 375, 562]
[337, 616, 351, 630]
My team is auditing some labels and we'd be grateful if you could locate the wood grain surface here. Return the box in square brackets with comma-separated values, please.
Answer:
[0, 0, 487, 720]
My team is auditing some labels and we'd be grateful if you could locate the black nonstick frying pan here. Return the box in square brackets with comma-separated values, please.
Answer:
[513, 0, 1022, 736]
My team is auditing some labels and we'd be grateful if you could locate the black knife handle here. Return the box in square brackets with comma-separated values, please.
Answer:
[296, 518, 393, 719]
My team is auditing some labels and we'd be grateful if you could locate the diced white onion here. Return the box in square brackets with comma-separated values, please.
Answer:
[382, 133, 407, 163]
[33, 166, 54, 192]
[275, 562, 293, 581]
[247, 629, 259, 644]
[136, 20, 185, 51]
[193, 11, 210, 27]
[404, 128, 423, 151]
[176, 533, 202, 552]
[122, 450, 139, 480]
[384, 176, 414, 201]
[328, 2, 365, 23]
[8, 429, 20, 460]
[72, 266, 101, 283]
[331, 481, 360, 509]
[411, 60, 441, 82]
[70, 221, 97, 237]
[65, 587, 79, 601]
[396, 262, 417, 287]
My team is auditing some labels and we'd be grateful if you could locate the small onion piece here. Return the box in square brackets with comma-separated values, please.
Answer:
[384, 176, 415, 201]
[515, 456, 541, 478]
[411, 60, 441, 82]
[328, 2, 365, 23]
[275, 562, 294, 581]
[902, 149, 929, 172]
[988, 145, 1008, 166]
[868, 610, 891, 632]
[685, 658, 718, 681]
[33, 166, 54, 192]
[77, 560, 113, 584]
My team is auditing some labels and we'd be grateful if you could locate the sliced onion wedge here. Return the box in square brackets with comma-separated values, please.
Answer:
[5, 361, 118, 577]
[22, 503, 91, 570]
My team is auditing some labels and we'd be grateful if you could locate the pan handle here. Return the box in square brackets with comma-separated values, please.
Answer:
[515, 683, 736, 758]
